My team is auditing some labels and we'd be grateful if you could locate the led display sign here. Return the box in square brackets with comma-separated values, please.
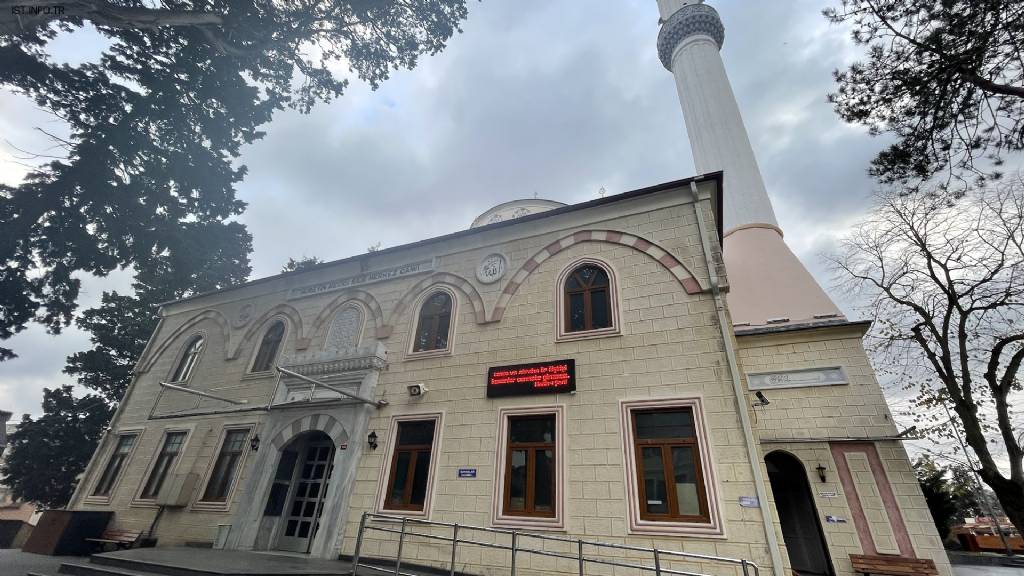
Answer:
[486, 359, 576, 398]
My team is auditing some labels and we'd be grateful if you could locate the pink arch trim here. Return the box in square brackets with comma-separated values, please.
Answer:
[491, 230, 703, 322]
[383, 272, 489, 337]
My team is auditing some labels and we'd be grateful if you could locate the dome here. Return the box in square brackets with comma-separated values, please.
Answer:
[470, 198, 567, 228]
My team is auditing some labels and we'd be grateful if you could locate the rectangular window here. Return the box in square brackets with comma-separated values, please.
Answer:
[92, 434, 137, 497]
[631, 408, 709, 522]
[503, 415, 556, 517]
[201, 429, 249, 503]
[384, 420, 436, 511]
[140, 431, 187, 499]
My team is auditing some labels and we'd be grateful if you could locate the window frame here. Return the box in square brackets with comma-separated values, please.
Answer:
[135, 429, 191, 503]
[493, 405, 565, 529]
[376, 412, 444, 517]
[248, 318, 288, 374]
[631, 409, 709, 523]
[193, 425, 254, 511]
[555, 258, 620, 342]
[620, 398, 723, 537]
[406, 288, 457, 359]
[87, 431, 141, 503]
[168, 333, 205, 384]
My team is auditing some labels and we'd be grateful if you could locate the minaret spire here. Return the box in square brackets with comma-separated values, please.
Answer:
[658, 1, 844, 327]
[656, 0, 776, 231]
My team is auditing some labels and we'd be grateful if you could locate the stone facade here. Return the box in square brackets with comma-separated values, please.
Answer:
[69, 175, 950, 576]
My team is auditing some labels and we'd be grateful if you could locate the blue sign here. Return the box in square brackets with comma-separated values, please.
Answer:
[458, 468, 477, 478]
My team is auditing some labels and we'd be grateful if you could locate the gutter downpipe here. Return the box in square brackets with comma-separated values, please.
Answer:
[691, 181, 786, 576]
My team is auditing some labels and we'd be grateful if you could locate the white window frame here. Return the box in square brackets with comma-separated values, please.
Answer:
[405, 287, 458, 360]
[555, 258, 621, 342]
[84, 428, 143, 505]
[132, 426, 195, 506]
[375, 412, 444, 517]
[492, 405, 566, 530]
[619, 397, 724, 537]
[192, 424, 255, 512]
[247, 317, 289, 375]
[167, 332, 206, 385]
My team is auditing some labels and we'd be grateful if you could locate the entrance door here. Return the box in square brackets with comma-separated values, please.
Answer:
[277, 435, 335, 553]
[766, 451, 834, 576]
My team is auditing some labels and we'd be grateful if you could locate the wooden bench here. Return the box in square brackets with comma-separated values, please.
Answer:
[85, 528, 143, 551]
[850, 554, 938, 576]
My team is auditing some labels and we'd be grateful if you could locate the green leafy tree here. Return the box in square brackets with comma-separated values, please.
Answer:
[3, 221, 253, 505]
[915, 456, 960, 539]
[282, 256, 323, 274]
[0, 0, 469, 360]
[825, 0, 1024, 190]
[0, 387, 113, 508]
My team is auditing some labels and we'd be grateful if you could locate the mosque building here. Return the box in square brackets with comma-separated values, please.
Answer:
[68, 2, 952, 575]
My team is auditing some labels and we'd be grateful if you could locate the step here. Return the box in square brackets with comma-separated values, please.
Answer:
[86, 553, 220, 573]
[59, 560, 167, 576]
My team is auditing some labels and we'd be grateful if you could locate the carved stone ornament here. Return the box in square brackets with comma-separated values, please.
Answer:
[657, 3, 725, 69]
[476, 253, 508, 284]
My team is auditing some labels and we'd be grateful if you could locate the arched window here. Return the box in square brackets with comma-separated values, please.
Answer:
[251, 320, 285, 373]
[324, 305, 364, 351]
[564, 264, 612, 333]
[170, 335, 204, 382]
[412, 291, 453, 353]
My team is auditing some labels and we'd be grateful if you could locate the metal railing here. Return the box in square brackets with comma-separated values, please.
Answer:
[351, 512, 759, 576]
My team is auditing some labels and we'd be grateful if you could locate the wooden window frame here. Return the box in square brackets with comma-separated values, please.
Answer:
[136, 430, 189, 501]
[502, 415, 556, 518]
[493, 405, 565, 529]
[89, 432, 140, 500]
[383, 422, 435, 512]
[249, 319, 287, 374]
[555, 258, 620, 342]
[620, 398, 723, 537]
[376, 412, 444, 517]
[407, 288, 457, 359]
[631, 409, 709, 523]
[193, 425, 253, 511]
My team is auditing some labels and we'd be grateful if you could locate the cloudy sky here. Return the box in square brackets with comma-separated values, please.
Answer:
[0, 0, 884, 419]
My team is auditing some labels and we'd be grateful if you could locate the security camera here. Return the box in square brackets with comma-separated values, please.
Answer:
[752, 390, 770, 407]
[407, 383, 428, 397]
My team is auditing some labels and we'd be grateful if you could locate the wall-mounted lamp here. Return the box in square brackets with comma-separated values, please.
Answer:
[367, 431, 378, 451]
[752, 391, 770, 407]
[816, 464, 827, 483]
[250, 434, 261, 452]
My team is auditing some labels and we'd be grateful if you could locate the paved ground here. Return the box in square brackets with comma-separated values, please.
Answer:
[4, 548, 1024, 576]
[0, 549, 69, 575]
[955, 566, 1024, 575]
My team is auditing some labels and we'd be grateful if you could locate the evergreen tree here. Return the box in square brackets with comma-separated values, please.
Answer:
[0, 0, 469, 360]
[825, 0, 1024, 190]
[0, 387, 112, 508]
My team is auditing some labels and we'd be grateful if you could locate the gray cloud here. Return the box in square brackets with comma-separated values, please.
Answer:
[2, 0, 907, 416]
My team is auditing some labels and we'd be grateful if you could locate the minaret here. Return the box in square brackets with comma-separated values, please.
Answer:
[657, 0, 843, 327]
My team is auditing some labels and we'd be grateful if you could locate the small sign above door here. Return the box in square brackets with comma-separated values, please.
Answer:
[487, 359, 576, 398]
[458, 468, 477, 478]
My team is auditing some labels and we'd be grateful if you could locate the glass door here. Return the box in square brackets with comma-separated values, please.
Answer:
[276, 436, 335, 553]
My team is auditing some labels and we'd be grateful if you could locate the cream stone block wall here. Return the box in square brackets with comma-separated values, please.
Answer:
[736, 325, 899, 440]
[75, 185, 774, 570]
[739, 328, 951, 576]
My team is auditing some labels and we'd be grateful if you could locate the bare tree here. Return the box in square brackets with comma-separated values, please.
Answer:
[832, 178, 1024, 532]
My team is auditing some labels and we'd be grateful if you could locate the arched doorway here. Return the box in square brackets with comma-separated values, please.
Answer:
[765, 451, 835, 576]
[262, 430, 336, 553]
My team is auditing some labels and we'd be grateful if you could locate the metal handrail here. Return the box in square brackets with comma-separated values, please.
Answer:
[351, 512, 759, 576]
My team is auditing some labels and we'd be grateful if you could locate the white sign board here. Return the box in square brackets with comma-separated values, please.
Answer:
[747, 366, 848, 390]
